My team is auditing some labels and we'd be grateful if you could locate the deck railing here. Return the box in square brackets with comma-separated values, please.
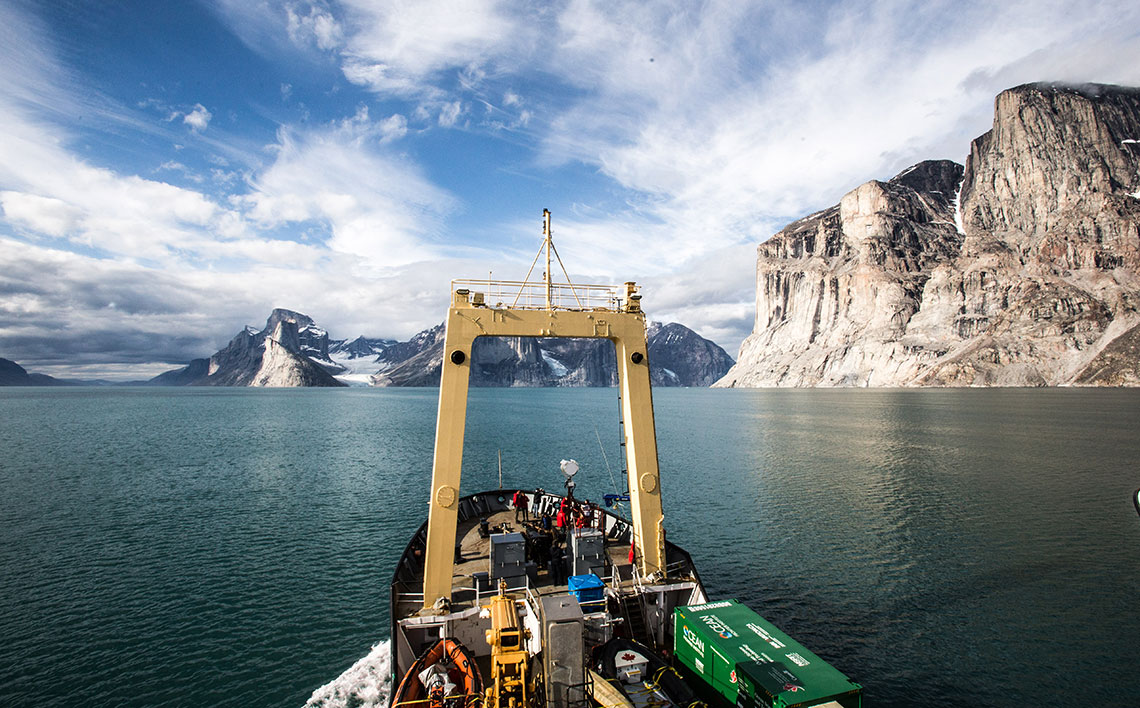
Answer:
[452, 278, 628, 312]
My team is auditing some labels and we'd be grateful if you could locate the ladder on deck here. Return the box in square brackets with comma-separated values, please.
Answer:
[619, 591, 651, 647]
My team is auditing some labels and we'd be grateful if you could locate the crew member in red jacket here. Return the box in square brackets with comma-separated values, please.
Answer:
[512, 490, 530, 523]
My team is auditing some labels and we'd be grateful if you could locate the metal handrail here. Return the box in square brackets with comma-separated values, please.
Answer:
[452, 278, 626, 312]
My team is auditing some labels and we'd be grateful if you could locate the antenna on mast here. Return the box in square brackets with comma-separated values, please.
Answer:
[543, 209, 553, 310]
[513, 210, 585, 310]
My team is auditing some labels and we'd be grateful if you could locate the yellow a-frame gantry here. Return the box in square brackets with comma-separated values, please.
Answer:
[420, 214, 667, 609]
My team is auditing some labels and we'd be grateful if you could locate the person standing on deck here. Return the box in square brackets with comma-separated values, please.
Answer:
[551, 543, 567, 584]
[582, 502, 595, 530]
[513, 489, 530, 523]
[555, 498, 568, 529]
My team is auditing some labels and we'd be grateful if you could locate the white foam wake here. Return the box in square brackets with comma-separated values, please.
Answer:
[305, 640, 392, 708]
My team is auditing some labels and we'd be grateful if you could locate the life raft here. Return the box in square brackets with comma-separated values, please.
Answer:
[392, 637, 484, 708]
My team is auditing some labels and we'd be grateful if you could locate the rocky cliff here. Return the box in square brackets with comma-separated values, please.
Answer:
[151, 309, 346, 387]
[718, 83, 1140, 387]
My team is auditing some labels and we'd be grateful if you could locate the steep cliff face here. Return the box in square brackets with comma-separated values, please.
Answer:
[720, 160, 965, 386]
[718, 83, 1140, 387]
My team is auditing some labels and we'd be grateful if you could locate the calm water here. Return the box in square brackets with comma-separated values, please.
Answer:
[1, 387, 1138, 707]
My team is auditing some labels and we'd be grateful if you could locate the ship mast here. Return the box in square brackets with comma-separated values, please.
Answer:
[544, 209, 552, 311]
[420, 211, 667, 611]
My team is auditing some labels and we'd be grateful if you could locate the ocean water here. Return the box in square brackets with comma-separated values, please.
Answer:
[1, 387, 1138, 707]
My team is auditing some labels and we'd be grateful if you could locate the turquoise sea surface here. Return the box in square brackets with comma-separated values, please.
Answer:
[2, 387, 1139, 707]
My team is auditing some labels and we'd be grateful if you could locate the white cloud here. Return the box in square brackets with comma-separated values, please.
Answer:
[0, 2, 467, 377]
[0, 3, 472, 376]
[286, 3, 343, 50]
[183, 103, 212, 132]
[242, 115, 456, 267]
[336, 0, 519, 96]
[0, 99, 239, 262]
[378, 113, 408, 142]
[438, 100, 462, 127]
[0, 191, 82, 237]
[0, 227, 481, 379]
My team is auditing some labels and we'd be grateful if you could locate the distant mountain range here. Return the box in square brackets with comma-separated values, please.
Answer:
[146, 309, 734, 388]
[370, 321, 735, 387]
[0, 357, 71, 386]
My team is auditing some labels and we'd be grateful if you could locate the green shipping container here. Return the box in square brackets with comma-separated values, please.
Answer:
[673, 600, 862, 708]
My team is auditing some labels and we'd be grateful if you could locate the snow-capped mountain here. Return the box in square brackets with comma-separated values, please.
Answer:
[150, 309, 345, 387]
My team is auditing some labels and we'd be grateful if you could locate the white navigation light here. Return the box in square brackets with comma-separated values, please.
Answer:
[560, 459, 579, 478]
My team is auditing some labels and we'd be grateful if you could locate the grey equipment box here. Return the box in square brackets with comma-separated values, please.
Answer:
[489, 532, 527, 580]
[570, 528, 605, 577]
[540, 594, 585, 708]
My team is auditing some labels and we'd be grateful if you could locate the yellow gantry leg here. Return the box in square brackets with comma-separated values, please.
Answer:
[421, 307, 473, 610]
[421, 294, 667, 610]
[616, 336, 666, 577]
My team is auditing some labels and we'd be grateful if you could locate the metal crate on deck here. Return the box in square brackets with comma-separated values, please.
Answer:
[489, 532, 526, 580]
[570, 528, 605, 576]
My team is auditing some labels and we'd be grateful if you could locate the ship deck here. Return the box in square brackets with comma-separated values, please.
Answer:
[449, 507, 638, 604]
[392, 491, 654, 621]
[389, 490, 707, 677]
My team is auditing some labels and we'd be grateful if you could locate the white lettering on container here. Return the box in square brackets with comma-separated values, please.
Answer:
[747, 622, 785, 649]
[701, 614, 739, 639]
[687, 601, 734, 611]
[682, 625, 706, 655]
[739, 643, 762, 661]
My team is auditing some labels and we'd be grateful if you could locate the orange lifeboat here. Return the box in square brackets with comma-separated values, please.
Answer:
[392, 638, 484, 708]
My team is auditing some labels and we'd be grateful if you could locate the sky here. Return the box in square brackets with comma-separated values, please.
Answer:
[1, 0, 1139, 380]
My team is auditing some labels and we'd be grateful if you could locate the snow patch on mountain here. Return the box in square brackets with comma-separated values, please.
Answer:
[540, 349, 569, 377]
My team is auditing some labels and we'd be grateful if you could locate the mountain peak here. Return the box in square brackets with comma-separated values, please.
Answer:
[264, 308, 316, 334]
[150, 309, 345, 387]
